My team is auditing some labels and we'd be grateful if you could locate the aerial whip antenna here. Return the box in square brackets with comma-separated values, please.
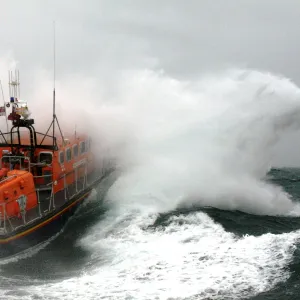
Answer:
[46, 21, 64, 151]
[52, 21, 56, 152]
[0, 80, 9, 133]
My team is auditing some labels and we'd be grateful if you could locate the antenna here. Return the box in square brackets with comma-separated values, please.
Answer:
[49, 21, 64, 151]
[8, 70, 20, 99]
[52, 21, 56, 152]
[53, 21, 56, 91]
[0, 80, 9, 133]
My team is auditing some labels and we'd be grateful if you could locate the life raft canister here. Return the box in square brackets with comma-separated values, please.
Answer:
[0, 170, 38, 218]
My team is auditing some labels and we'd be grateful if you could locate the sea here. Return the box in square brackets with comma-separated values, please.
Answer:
[0, 168, 300, 299]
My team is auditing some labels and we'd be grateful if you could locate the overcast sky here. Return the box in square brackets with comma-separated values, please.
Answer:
[1, 0, 300, 79]
[1, 0, 300, 166]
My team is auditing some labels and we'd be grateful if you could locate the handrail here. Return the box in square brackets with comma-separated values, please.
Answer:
[0, 158, 97, 234]
[1, 155, 31, 172]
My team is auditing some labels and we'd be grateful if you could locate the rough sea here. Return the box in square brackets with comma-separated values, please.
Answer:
[0, 168, 299, 300]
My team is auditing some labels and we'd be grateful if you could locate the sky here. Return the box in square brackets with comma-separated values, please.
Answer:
[1, 0, 300, 79]
[1, 0, 300, 166]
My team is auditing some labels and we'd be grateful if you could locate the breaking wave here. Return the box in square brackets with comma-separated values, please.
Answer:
[100, 68, 300, 216]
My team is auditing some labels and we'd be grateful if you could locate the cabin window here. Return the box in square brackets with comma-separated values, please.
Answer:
[85, 138, 91, 152]
[80, 141, 85, 155]
[66, 148, 72, 162]
[39, 152, 53, 164]
[73, 144, 78, 158]
[59, 151, 64, 164]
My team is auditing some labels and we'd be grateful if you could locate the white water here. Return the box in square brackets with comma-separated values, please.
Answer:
[2, 68, 300, 299]
[94, 68, 300, 216]
[3, 211, 299, 300]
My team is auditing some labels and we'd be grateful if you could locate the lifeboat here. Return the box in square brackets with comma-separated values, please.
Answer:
[0, 70, 112, 258]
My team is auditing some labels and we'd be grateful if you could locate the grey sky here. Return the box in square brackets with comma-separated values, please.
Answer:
[1, 0, 300, 166]
[1, 0, 300, 78]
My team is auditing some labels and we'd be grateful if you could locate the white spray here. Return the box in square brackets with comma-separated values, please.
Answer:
[98, 68, 300, 216]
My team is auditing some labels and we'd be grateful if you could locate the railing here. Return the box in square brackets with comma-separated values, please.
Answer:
[0, 157, 113, 235]
[0, 155, 31, 172]
[0, 130, 57, 150]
